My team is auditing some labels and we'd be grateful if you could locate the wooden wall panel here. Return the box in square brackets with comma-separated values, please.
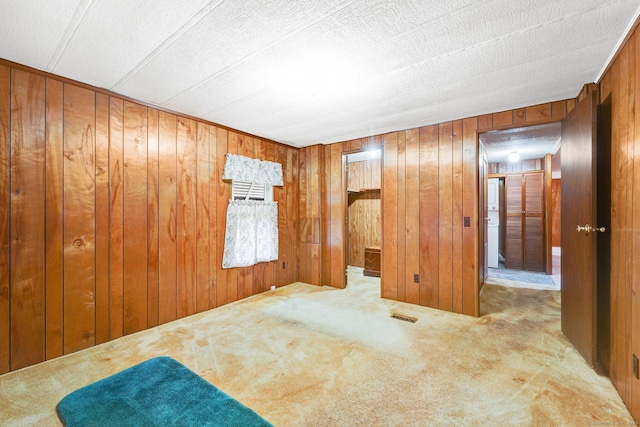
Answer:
[215, 129, 229, 306]
[0, 63, 299, 373]
[94, 93, 110, 344]
[405, 129, 420, 305]
[208, 126, 218, 307]
[0, 65, 8, 374]
[146, 108, 160, 328]
[438, 123, 454, 311]
[10, 69, 46, 370]
[123, 101, 148, 335]
[599, 25, 640, 420]
[451, 120, 464, 313]
[158, 111, 177, 324]
[62, 84, 96, 354]
[461, 117, 478, 316]
[396, 132, 406, 302]
[632, 26, 640, 422]
[329, 143, 344, 289]
[382, 133, 398, 299]
[109, 98, 125, 338]
[288, 148, 299, 286]
[419, 125, 439, 308]
[196, 122, 210, 312]
[44, 78, 64, 358]
[176, 117, 197, 318]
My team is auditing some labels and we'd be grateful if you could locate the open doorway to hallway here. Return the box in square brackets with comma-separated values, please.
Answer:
[343, 148, 383, 289]
[480, 123, 561, 290]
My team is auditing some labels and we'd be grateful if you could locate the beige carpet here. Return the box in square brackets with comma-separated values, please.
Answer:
[0, 267, 633, 426]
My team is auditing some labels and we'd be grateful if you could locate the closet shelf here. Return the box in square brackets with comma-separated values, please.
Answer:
[347, 188, 380, 193]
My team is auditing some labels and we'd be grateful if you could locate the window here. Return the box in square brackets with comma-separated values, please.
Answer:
[231, 181, 273, 202]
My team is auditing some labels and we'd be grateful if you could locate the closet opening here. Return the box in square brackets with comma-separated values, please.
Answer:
[343, 148, 382, 291]
[480, 123, 561, 290]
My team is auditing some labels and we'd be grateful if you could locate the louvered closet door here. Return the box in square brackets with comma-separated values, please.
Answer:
[505, 174, 523, 270]
[523, 172, 544, 271]
[504, 171, 545, 272]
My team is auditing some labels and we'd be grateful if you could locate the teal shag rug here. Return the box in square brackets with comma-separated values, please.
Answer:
[56, 356, 273, 427]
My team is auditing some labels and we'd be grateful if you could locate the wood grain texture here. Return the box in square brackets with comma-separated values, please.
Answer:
[289, 148, 300, 286]
[94, 93, 110, 343]
[461, 117, 478, 316]
[208, 126, 218, 307]
[176, 117, 197, 317]
[10, 69, 46, 370]
[396, 131, 406, 302]
[405, 129, 420, 305]
[215, 129, 229, 306]
[451, 120, 464, 313]
[109, 97, 125, 339]
[158, 111, 177, 324]
[0, 65, 299, 373]
[196, 122, 210, 312]
[419, 125, 439, 308]
[631, 27, 640, 420]
[346, 160, 381, 267]
[44, 78, 64, 358]
[382, 133, 398, 299]
[0, 65, 10, 374]
[329, 143, 344, 288]
[123, 101, 148, 335]
[438, 123, 454, 311]
[62, 83, 96, 354]
[146, 108, 160, 327]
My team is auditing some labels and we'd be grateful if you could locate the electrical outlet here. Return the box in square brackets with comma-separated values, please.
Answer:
[413, 274, 419, 283]
[464, 217, 470, 227]
[270, 285, 276, 291]
[634, 354, 639, 379]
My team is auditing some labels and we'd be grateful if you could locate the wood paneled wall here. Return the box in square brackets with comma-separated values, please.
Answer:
[296, 99, 575, 316]
[0, 63, 299, 374]
[298, 145, 323, 286]
[347, 159, 381, 267]
[598, 22, 640, 420]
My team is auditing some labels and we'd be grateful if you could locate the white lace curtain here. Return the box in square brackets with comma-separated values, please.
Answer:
[222, 200, 279, 269]
[221, 154, 282, 269]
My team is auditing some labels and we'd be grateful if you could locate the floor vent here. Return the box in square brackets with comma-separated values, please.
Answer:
[391, 313, 417, 323]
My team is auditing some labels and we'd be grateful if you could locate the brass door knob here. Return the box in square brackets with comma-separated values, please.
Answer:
[576, 224, 606, 234]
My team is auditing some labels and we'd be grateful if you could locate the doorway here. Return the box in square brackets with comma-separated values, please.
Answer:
[480, 123, 561, 289]
[343, 149, 382, 288]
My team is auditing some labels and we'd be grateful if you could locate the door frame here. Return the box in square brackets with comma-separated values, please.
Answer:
[478, 121, 560, 288]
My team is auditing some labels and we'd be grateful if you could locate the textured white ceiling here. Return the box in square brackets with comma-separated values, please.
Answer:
[1, 0, 638, 147]
[480, 123, 561, 163]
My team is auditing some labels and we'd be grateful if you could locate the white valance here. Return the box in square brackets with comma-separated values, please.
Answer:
[222, 200, 279, 269]
[222, 154, 283, 186]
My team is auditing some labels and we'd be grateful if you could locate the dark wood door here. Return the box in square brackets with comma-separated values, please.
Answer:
[561, 89, 599, 367]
